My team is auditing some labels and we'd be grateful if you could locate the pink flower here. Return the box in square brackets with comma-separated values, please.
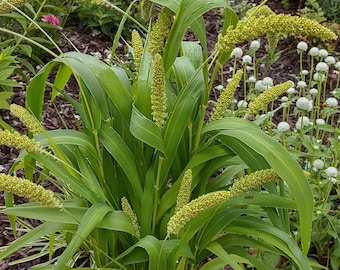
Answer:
[42, 15, 62, 30]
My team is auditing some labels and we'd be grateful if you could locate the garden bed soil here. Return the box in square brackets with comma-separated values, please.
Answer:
[1, 0, 340, 269]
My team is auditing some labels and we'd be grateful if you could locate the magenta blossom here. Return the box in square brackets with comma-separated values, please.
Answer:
[42, 14, 62, 30]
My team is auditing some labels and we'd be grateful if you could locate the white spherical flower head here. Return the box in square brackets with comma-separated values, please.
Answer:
[325, 97, 338, 107]
[242, 55, 252, 64]
[286, 87, 296, 94]
[297, 41, 308, 52]
[325, 56, 336, 65]
[301, 70, 309, 76]
[313, 73, 325, 82]
[250, 40, 260, 50]
[262, 77, 274, 87]
[277, 121, 290, 132]
[295, 116, 310, 130]
[297, 81, 307, 88]
[248, 75, 257, 83]
[255, 80, 266, 92]
[315, 118, 325, 125]
[309, 88, 318, 96]
[280, 96, 288, 102]
[318, 49, 328, 58]
[231, 47, 243, 58]
[313, 159, 324, 170]
[296, 97, 312, 111]
[237, 100, 248, 108]
[308, 47, 319, 57]
[215, 85, 224, 91]
[325, 166, 338, 177]
[335, 61, 340, 70]
[316, 62, 329, 73]
[330, 178, 337, 184]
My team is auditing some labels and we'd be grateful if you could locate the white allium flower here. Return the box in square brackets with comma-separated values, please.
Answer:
[318, 49, 328, 58]
[286, 87, 296, 94]
[325, 166, 338, 177]
[295, 116, 310, 130]
[297, 81, 307, 88]
[315, 119, 325, 125]
[297, 41, 308, 52]
[0, 165, 5, 172]
[309, 47, 319, 57]
[262, 77, 274, 87]
[335, 61, 340, 70]
[215, 85, 224, 91]
[301, 70, 309, 76]
[316, 62, 329, 72]
[309, 88, 318, 95]
[296, 97, 312, 111]
[325, 56, 336, 65]
[330, 178, 337, 184]
[250, 40, 260, 49]
[227, 78, 232, 83]
[313, 159, 324, 170]
[280, 96, 288, 102]
[242, 55, 252, 64]
[325, 97, 338, 107]
[313, 73, 325, 82]
[255, 80, 266, 92]
[248, 75, 257, 83]
[316, 210, 322, 215]
[313, 145, 320, 150]
[237, 100, 248, 108]
[231, 47, 243, 58]
[277, 121, 290, 132]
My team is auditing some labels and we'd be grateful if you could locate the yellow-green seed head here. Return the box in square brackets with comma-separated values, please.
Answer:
[0, 0, 29, 14]
[0, 173, 61, 207]
[76, 0, 105, 5]
[210, 70, 243, 122]
[175, 169, 192, 213]
[121, 197, 140, 238]
[131, 30, 144, 77]
[229, 169, 281, 197]
[167, 190, 231, 235]
[151, 54, 167, 128]
[141, 0, 153, 21]
[216, 14, 337, 53]
[10, 104, 45, 136]
[247, 81, 293, 116]
[148, 7, 174, 56]
[0, 129, 41, 152]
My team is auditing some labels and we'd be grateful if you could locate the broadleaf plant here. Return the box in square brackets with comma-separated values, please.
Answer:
[0, 0, 338, 268]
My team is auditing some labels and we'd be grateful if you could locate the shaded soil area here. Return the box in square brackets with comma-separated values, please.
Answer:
[1, 0, 339, 269]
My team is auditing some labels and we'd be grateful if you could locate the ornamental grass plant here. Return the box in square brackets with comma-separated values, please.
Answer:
[0, 0, 339, 269]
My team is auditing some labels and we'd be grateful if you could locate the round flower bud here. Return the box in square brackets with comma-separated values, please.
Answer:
[231, 47, 243, 58]
[297, 41, 308, 52]
[325, 97, 338, 107]
[280, 96, 288, 102]
[335, 61, 340, 70]
[316, 62, 329, 72]
[318, 49, 328, 58]
[242, 55, 252, 64]
[313, 159, 324, 170]
[313, 73, 325, 82]
[301, 69, 309, 76]
[309, 88, 318, 95]
[330, 178, 338, 184]
[296, 97, 312, 111]
[325, 166, 338, 177]
[315, 119, 325, 125]
[262, 77, 274, 87]
[237, 100, 248, 108]
[325, 56, 336, 65]
[295, 116, 310, 130]
[308, 47, 319, 57]
[297, 81, 307, 88]
[277, 121, 290, 132]
[248, 75, 257, 83]
[255, 80, 266, 92]
[250, 40, 260, 49]
[286, 87, 296, 94]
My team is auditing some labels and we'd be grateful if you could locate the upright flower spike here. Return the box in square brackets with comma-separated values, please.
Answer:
[0, 0, 29, 14]
[0, 129, 41, 152]
[0, 173, 61, 208]
[10, 104, 45, 136]
[210, 70, 243, 122]
[229, 169, 281, 197]
[247, 81, 293, 116]
[148, 7, 174, 56]
[121, 197, 140, 238]
[216, 14, 337, 53]
[167, 191, 231, 235]
[151, 54, 167, 128]
[131, 30, 144, 77]
[175, 169, 193, 213]
[141, 0, 153, 21]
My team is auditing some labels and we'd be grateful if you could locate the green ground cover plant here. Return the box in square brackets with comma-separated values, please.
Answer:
[0, 0, 339, 269]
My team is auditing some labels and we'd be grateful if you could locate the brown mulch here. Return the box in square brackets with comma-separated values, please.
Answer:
[1, 0, 339, 268]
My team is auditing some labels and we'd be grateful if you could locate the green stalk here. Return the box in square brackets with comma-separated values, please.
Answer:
[152, 156, 165, 234]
